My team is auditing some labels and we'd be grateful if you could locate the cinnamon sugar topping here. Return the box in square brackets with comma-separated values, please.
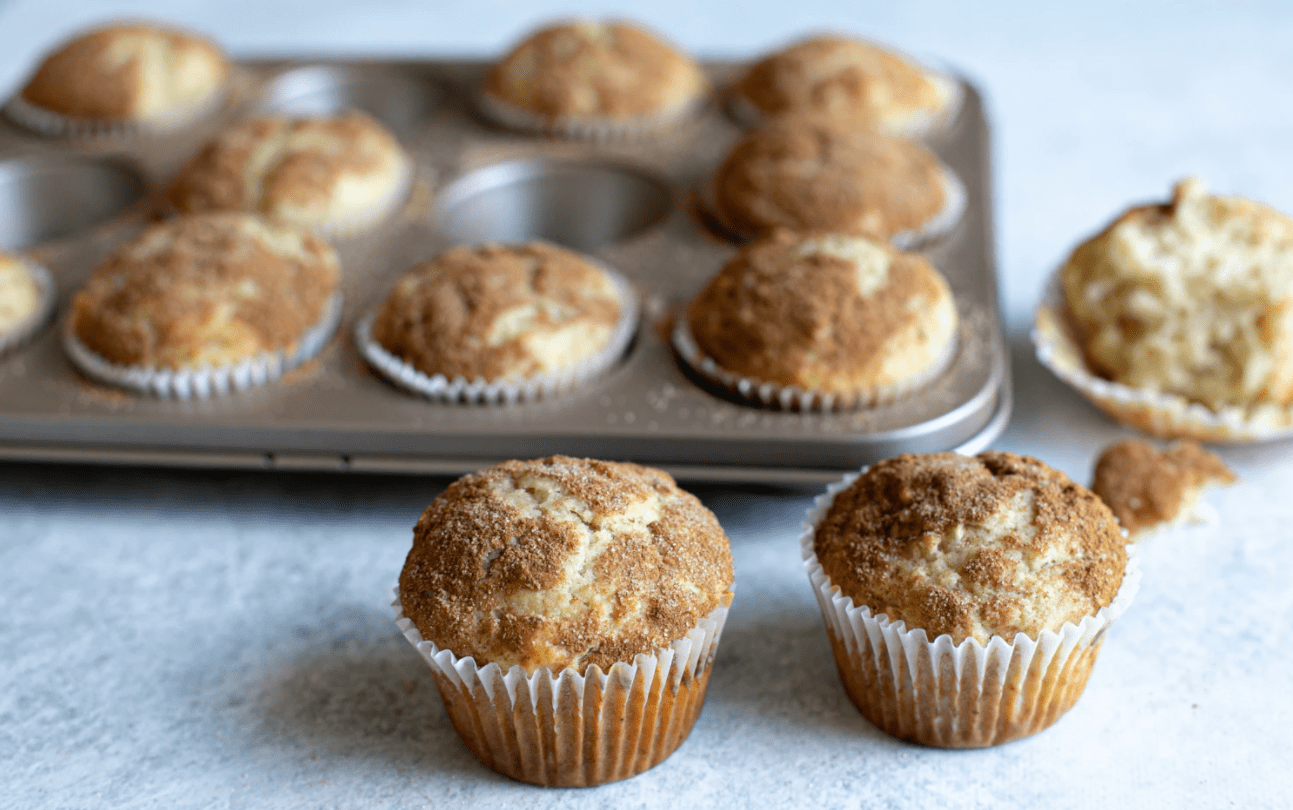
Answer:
[1091, 439, 1236, 538]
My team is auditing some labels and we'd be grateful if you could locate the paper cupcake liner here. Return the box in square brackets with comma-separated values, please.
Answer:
[701, 161, 966, 250]
[4, 85, 231, 139]
[0, 259, 57, 357]
[801, 470, 1142, 748]
[671, 311, 958, 412]
[62, 292, 342, 399]
[1033, 271, 1293, 442]
[394, 589, 732, 787]
[355, 268, 638, 405]
[727, 69, 965, 140]
[478, 88, 709, 141]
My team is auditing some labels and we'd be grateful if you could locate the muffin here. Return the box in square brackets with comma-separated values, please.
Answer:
[65, 212, 341, 398]
[709, 114, 964, 246]
[8, 22, 229, 136]
[481, 20, 709, 138]
[730, 34, 961, 136]
[675, 230, 958, 410]
[167, 113, 412, 236]
[358, 242, 637, 403]
[1091, 439, 1236, 540]
[1036, 178, 1293, 440]
[394, 455, 735, 786]
[0, 252, 55, 356]
[803, 451, 1140, 748]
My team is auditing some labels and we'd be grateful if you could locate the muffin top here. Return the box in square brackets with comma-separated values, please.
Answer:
[1061, 178, 1293, 411]
[734, 35, 954, 133]
[485, 21, 708, 119]
[0, 253, 42, 334]
[71, 212, 339, 369]
[814, 451, 1127, 646]
[372, 242, 625, 382]
[19, 22, 228, 122]
[168, 113, 409, 232]
[687, 231, 956, 394]
[1091, 439, 1235, 539]
[399, 455, 734, 673]
[714, 114, 948, 240]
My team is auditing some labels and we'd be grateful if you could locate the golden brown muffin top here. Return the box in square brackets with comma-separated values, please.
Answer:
[1091, 439, 1236, 539]
[814, 451, 1127, 646]
[485, 20, 708, 119]
[0, 253, 42, 334]
[20, 22, 228, 121]
[1061, 178, 1293, 411]
[399, 455, 734, 673]
[735, 35, 950, 131]
[168, 113, 408, 230]
[714, 114, 947, 239]
[71, 212, 339, 369]
[687, 230, 956, 393]
[372, 242, 624, 382]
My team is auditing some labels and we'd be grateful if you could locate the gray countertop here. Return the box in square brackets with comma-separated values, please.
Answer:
[3, 2, 1293, 807]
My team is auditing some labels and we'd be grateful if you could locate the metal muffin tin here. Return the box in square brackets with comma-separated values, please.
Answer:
[0, 59, 1009, 485]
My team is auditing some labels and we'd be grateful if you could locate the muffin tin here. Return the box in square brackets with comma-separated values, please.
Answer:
[0, 58, 1009, 484]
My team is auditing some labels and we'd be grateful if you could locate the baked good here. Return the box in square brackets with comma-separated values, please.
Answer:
[482, 20, 709, 137]
[679, 230, 957, 408]
[803, 451, 1139, 747]
[0, 252, 54, 355]
[362, 242, 634, 402]
[10, 22, 229, 134]
[396, 455, 734, 786]
[731, 34, 960, 136]
[168, 113, 411, 235]
[66, 212, 340, 397]
[1091, 439, 1236, 540]
[711, 114, 963, 244]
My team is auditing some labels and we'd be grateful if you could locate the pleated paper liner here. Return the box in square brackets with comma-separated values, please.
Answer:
[393, 589, 732, 787]
[4, 84, 232, 140]
[355, 268, 639, 405]
[1033, 271, 1293, 442]
[801, 469, 1142, 748]
[62, 292, 342, 399]
[0, 258, 57, 357]
[478, 87, 710, 141]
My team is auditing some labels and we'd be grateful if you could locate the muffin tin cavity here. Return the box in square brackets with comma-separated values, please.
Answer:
[437, 159, 673, 251]
[0, 154, 145, 249]
[254, 64, 439, 136]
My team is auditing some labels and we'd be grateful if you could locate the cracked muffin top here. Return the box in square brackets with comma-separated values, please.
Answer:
[398, 455, 734, 673]
[814, 451, 1127, 646]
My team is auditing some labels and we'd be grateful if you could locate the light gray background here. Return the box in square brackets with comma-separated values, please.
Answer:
[3, 2, 1292, 808]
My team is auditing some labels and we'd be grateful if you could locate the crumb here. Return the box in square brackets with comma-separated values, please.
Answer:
[1091, 439, 1236, 539]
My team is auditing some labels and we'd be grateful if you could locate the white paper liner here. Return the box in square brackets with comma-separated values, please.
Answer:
[701, 160, 966, 250]
[671, 310, 958, 412]
[1033, 270, 1293, 442]
[4, 84, 230, 139]
[801, 469, 1142, 748]
[478, 88, 708, 141]
[355, 267, 638, 405]
[394, 589, 732, 786]
[727, 68, 965, 140]
[0, 259, 56, 357]
[62, 292, 342, 399]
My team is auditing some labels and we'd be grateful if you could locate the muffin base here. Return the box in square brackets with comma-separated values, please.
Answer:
[62, 292, 342, 399]
[478, 88, 708, 141]
[801, 470, 1141, 748]
[4, 85, 231, 139]
[1033, 271, 1293, 442]
[0, 259, 56, 357]
[393, 590, 732, 787]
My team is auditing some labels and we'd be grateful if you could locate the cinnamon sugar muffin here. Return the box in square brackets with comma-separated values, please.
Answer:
[361, 242, 636, 402]
[168, 112, 411, 236]
[395, 455, 734, 786]
[710, 114, 963, 245]
[731, 34, 961, 136]
[803, 451, 1139, 747]
[1091, 439, 1236, 540]
[677, 231, 957, 409]
[0, 252, 54, 355]
[9, 22, 229, 135]
[482, 20, 709, 137]
[65, 212, 341, 397]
